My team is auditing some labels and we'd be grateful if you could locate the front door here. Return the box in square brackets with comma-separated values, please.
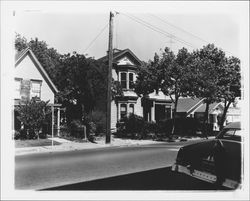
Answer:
[155, 104, 166, 122]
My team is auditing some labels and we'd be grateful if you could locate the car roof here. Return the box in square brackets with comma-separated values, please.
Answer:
[224, 121, 241, 129]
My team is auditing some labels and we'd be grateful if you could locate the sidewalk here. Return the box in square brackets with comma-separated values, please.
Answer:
[15, 136, 215, 156]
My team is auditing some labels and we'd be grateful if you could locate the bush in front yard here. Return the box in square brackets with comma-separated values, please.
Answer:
[68, 119, 86, 139]
[116, 114, 157, 139]
[157, 117, 202, 136]
[88, 110, 106, 135]
[15, 98, 50, 139]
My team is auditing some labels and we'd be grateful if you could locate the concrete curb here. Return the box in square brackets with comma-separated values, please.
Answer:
[15, 137, 215, 156]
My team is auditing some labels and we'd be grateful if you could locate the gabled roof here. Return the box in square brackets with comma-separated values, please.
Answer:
[175, 97, 204, 114]
[98, 48, 142, 66]
[15, 48, 58, 94]
[194, 102, 223, 113]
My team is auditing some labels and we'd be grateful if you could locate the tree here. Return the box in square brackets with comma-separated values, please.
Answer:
[15, 33, 28, 51]
[160, 47, 193, 135]
[135, 47, 193, 136]
[111, 79, 124, 100]
[16, 98, 50, 139]
[56, 52, 107, 120]
[15, 34, 61, 85]
[190, 44, 226, 136]
[134, 60, 157, 97]
[217, 56, 241, 129]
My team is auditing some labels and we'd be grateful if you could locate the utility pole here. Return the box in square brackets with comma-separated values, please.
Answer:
[106, 11, 114, 144]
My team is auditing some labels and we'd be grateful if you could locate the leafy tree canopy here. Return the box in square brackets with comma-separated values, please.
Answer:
[15, 34, 61, 85]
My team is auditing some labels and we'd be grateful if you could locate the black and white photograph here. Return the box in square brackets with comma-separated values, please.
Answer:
[1, 1, 249, 200]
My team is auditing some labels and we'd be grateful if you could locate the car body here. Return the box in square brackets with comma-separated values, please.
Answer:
[171, 122, 242, 189]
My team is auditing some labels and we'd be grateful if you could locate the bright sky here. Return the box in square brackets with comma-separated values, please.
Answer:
[12, 1, 248, 61]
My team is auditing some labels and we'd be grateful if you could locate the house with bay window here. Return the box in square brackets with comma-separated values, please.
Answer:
[98, 48, 233, 132]
[99, 48, 175, 131]
[14, 48, 61, 135]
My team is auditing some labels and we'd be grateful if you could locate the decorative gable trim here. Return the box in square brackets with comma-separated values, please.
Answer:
[15, 48, 59, 94]
[113, 49, 142, 66]
[98, 48, 142, 66]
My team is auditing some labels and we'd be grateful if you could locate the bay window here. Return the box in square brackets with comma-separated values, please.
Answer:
[119, 71, 135, 90]
[120, 73, 127, 89]
[129, 73, 134, 89]
[120, 104, 127, 119]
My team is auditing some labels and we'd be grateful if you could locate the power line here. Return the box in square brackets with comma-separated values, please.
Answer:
[148, 13, 209, 44]
[120, 12, 198, 49]
[147, 13, 235, 56]
[83, 23, 109, 54]
[129, 13, 196, 48]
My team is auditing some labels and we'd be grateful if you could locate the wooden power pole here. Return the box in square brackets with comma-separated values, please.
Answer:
[106, 11, 114, 144]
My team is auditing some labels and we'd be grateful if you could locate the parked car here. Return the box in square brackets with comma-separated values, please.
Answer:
[171, 122, 242, 189]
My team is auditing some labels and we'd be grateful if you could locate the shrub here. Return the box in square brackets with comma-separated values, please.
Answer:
[88, 110, 106, 135]
[116, 114, 157, 139]
[69, 119, 86, 139]
[157, 117, 202, 136]
[15, 98, 50, 139]
[14, 130, 21, 140]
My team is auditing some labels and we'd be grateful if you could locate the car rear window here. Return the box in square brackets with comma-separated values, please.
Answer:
[217, 128, 242, 142]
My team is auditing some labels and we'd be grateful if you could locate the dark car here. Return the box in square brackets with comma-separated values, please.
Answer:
[172, 122, 242, 189]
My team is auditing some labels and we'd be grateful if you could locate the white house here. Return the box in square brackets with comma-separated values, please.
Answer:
[14, 48, 61, 135]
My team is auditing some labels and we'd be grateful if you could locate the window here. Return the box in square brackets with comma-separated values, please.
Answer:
[14, 78, 21, 99]
[129, 104, 134, 114]
[129, 73, 134, 89]
[31, 80, 42, 99]
[120, 73, 127, 89]
[218, 128, 242, 142]
[120, 104, 127, 119]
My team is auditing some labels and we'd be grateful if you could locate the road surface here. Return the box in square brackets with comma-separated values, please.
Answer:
[15, 143, 182, 190]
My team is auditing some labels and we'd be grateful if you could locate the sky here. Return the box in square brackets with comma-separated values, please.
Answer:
[12, 1, 248, 62]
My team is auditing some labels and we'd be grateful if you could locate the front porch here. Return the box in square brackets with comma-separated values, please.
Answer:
[142, 97, 173, 122]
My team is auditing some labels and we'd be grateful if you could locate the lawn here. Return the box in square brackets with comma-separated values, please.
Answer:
[15, 139, 61, 148]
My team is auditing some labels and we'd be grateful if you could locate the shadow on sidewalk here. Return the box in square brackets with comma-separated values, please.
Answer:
[41, 167, 229, 191]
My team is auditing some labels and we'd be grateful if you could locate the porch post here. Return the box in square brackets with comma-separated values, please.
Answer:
[126, 103, 128, 117]
[57, 108, 60, 137]
[51, 105, 54, 147]
[151, 101, 155, 122]
[117, 102, 120, 120]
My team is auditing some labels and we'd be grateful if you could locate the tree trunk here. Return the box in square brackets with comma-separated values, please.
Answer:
[171, 97, 179, 137]
[219, 100, 231, 130]
[203, 101, 210, 139]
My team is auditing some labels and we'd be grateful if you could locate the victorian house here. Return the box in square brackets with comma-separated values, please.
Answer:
[99, 48, 174, 131]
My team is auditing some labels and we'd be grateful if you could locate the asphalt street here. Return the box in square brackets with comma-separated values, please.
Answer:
[15, 143, 182, 190]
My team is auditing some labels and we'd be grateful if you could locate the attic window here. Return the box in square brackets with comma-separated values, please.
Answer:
[31, 80, 42, 99]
